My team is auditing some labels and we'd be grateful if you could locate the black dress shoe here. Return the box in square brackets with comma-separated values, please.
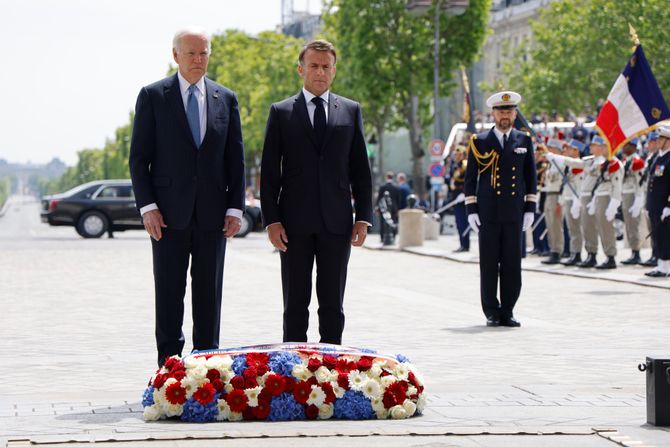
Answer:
[486, 316, 500, 327]
[541, 252, 561, 264]
[529, 248, 541, 255]
[501, 317, 521, 327]
[645, 270, 670, 277]
[577, 253, 597, 268]
[621, 250, 641, 265]
[595, 256, 617, 269]
[640, 256, 658, 267]
[453, 246, 469, 253]
[561, 253, 582, 266]
[561, 251, 571, 258]
[540, 250, 551, 257]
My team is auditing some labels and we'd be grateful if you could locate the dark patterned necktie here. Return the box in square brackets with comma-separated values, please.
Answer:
[503, 133, 508, 149]
[312, 96, 326, 145]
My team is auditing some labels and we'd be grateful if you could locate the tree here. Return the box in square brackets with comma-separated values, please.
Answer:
[324, 0, 490, 196]
[507, 0, 670, 116]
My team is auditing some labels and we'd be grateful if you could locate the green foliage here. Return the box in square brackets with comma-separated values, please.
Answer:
[507, 0, 670, 115]
[0, 176, 10, 208]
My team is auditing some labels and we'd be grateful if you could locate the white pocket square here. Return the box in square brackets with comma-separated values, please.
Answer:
[514, 147, 527, 154]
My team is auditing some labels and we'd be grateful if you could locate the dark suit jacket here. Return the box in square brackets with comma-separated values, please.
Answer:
[129, 74, 245, 231]
[377, 181, 400, 217]
[260, 91, 372, 235]
[464, 128, 537, 223]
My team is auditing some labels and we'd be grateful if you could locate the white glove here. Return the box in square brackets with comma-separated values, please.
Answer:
[605, 198, 620, 222]
[456, 193, 465, 204]
[570, 199, 581, 219]
[522, 212, 535, 231]
[468, 213, 481, 234]
[545, 152, 556, 161]
[628, 195, 643, 218]
[662, 207, 670, 221]
[587, 199, 596, 216]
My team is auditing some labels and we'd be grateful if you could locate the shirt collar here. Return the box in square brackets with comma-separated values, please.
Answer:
[302, 88, 329, 105]
[492, 126, 512, 142]
[177, 71, 205, 96]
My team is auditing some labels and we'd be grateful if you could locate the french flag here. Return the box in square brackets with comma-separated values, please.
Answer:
[596, 44, 670, 158]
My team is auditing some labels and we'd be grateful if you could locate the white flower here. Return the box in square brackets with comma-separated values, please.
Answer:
[190, 364, 208, 381]
[416, 393, 427, 413]
[402, 399, 417, 417]
[390, 404, 408, 419]
[152, 388, 166, 407]
[216, 399, 230, 421]
[206, 355, 232, 371]
[257, 371, 271, 387]
[245, 386, 263, 407]
[370, 397, 385, 413]
[183, 356, 205, 369]
[224, 383, 234, 394]
[163, 402, 183, 418]
[315, 366, 332, 383]
[361, 380, 382, 400]
[292, 364, 313, 381]
[375, 408, 389, 419]
[332, 384, 346, 399]
[318, 403, 334, 420]
[380, 376, 396, 388]
[407, 385, 417, 397]
[306, 385, 326, 407]
[348, 370, 369, 391]
[228, 411, 243, 422]
[143, 404, 162, 421]
[181, 376, 204, 398]
[368, 365, 383, 379]
[219, 369, 234, 383]
[393, 363, 410, 381]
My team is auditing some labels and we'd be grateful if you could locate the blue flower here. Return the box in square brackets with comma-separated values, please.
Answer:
[181, 398, 218, 423]
[333, 390, 375, 420]
[395, 354, 410, 363]
[268, 351, 301, 377]
[142, 386, 154, 407]
[268, 393, 305, 421]
[231, 355, 248, 376]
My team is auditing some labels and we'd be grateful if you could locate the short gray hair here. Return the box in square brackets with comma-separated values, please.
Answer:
[173, 27, 212, 53]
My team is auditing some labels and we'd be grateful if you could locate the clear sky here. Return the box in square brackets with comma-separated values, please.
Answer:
[0, 0, 320, 166]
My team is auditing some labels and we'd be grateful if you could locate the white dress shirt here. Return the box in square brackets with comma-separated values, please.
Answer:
[302, 88, 329, 126]
[492, 126, 512, 148]
[139, 72, 242, 221]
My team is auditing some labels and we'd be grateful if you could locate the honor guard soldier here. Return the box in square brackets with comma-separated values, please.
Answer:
[540, 139, 565, 264]
[450, 145, 470, 252]
[641, 131, 660, 267]
[464, 91, 537, 327]
[644, 125, 670, 277]
[586, 138, 623, 269]
[620, 139, 646, 265]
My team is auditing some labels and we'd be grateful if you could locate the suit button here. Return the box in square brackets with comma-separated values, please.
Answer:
[497, 191, 501, 195]
[496, 175, 500, 179]
[512, 192, 516, 196]
[512, 167, 516, 171]
[512, 175, 516, 179]
[512, 183, 516, 187]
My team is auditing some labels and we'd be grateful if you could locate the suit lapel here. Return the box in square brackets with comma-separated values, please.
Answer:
[201, 78, 220, 150]
[294, 92, 319, 150]
[321, 93, 340, 149]
[164, 74, 197, 149]
[485, 128, 503, 155]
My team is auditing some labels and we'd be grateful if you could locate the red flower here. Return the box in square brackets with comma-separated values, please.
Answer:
[293, 380, 312, 405]
[307, 357, 322, 372]
[382, 390, 397, 409]
[243, 366, 258, 379]
[253, 401, 271, 420]
[307, 376, 318, 387]
[306, 404, 319, 420]
[164, 357, 179, 370]
[323, 355, 337, 370]
[244, 377, 258, 389]
[264, 374, 286, 396]
[211, 379, 225, 393]
[225, 389, 249, 413]
[206, 369, 221, 382]
[388, 381, 408, 404]
[165, 382, 187, 405]
[171, 370, 186, 381]
[408, 372, 418, 386]
[152, 374, 167, 390]
[283, 377, 296, 393]
[357, 357, 373, 371]
[256, 364, 269, 376]
[336, 359, 357, 373]
[230, 375, 245, 390]
[320, 382, 336, 404]
[246, 352, 269, 367]
[337, 373, 350, 390]
[259, 389, 273, 404]
[243, 407, 255, 420]
[193, 383, 216, 405]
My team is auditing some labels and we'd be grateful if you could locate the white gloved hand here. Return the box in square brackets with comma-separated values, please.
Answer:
[605, 198, 620, 222]
[628, 195, 644, 218]
[587, 199, 596, 216]
[522, 212, 535, 231]
[545, 152, 556, 161]
[467, 213, 481, 234]
[662, 207, 670, 221]
[456, 193, 465, 203]
[570, 199, 581, 219]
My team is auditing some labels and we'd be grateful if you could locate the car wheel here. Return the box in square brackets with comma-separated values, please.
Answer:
[77, 211, 108, 238]
[235, 213, 254, 238]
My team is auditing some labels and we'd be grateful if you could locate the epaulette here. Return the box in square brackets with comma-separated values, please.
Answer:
[571, 168, 584, 175]
[632, 157, 645, 171]
[608, 158, 621, 173]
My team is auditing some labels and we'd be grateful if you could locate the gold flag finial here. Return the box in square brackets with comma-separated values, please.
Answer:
[629, 23, 640, 48]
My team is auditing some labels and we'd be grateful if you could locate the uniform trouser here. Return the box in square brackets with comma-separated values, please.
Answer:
[581, 196, 598, 254]
[649, 210, 670, 260]
[622, 193, 642, 250]
[644, 209, 657, 257]
[594, 195, 617, 257]
[454, 203, 470, 249]
[562, 199, 582, 254]
[478, 221, 522, 320]
[544, 193, 563, 253]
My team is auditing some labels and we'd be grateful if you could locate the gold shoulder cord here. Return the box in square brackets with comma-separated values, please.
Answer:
[466, 134, 499, 189]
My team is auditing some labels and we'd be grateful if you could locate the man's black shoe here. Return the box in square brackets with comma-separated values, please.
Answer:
[640, 256, 658, 267]
[541, 252, 561, 264]
[645, 270, 670, 278]
[501, 317, 521, 327]
[577, 253, 597, 268]
[621, 250, 641, 265]
[561, 251, 571, 258]
[561, 253, 582, 266]
[529, 248, 541, 255]
[540, 250, 551, 257]
[453, 246, 469, 253]
[595, 256, 617, 269]
[486, 316, 500, 327]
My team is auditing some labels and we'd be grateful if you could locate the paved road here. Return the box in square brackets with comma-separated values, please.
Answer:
[1, 195, 669, 446]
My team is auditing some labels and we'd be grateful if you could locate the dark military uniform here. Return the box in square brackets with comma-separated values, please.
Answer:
[464, 128, 538, 321]
[646, 150, 670, 262]
[450, 158, 469, 250]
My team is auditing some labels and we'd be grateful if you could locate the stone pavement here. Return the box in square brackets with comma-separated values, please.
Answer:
[1, 196, 670, 446]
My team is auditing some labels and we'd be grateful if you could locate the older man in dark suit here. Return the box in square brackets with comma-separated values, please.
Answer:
[260, 40, 372, 344]
[129, 28, 245, 366]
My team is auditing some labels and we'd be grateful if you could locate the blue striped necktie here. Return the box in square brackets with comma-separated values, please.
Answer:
[186, 84, 201, 147]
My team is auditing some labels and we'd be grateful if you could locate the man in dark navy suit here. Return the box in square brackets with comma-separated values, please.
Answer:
[644, 125, 670, 278]
[129, 28, 245, 366]
[260, 40, 372, 344]
[464, 91, 537, 327]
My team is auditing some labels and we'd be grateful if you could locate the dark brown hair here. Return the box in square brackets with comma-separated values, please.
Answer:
[298, 40, 337, 65]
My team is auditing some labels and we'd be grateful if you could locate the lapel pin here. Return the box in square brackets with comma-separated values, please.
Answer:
[213, 93, 219, 99]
